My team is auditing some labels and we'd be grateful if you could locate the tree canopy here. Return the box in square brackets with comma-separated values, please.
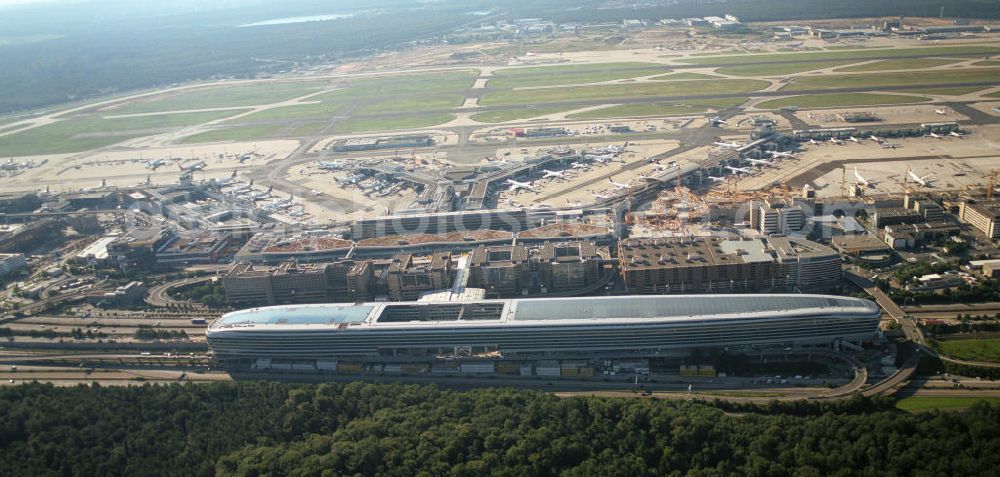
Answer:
[0, 382, 997, 477]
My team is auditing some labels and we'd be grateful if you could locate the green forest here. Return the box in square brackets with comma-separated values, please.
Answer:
[0, 382, 998, 477]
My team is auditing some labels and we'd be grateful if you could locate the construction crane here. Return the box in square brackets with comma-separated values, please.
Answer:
[987, 169, 999, 201]
[840, 166, 847, 198]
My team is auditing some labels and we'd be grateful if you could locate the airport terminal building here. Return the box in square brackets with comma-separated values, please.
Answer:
[207, 295, 880, 374]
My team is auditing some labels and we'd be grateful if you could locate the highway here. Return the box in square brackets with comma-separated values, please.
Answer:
[845, 269, 1000, 371]
[0, 347, 883, 402]
[145, 276, 216, 308]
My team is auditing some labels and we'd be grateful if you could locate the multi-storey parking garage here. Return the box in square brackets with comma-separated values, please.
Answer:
[207, 295, 881, 371]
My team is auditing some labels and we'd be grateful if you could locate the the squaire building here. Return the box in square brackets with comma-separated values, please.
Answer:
[207, 295, 880, 370]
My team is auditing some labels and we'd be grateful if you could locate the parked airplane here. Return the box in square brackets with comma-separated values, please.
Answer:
[146, 158, 167, 170]
[745, 158, 774, 167]
[565, 201, 583, 208]
[585, 153, 615, 164]
[316, 159, 343, 170]
[908, 170, 933, 187]
[848, 136, 863, 144]
[81, 179, 108, 192]
[231, 179, 255, 194]
[591, 191, 612, 200]
[209, 171, 236, 187]
[925, 132, 946, 139]
[768, 151, 795, 158]
[542, 170, 567, 179]
[571, 162, 590, 170]
[337, 174, 365, 186]
[725, 165, 751, 174]
[178, 160, 206, 172]
[713, 141, 742, 149]
[133, 175, 152, 187]
[869, 134, 884, 143]
[853, 167, 871, 187]
[934, 108, 949, 115]
[1, 158, 33, 171]
[709, 116, 728, 126]
[828, 137, 843, 145]
[506, 179, 536, 193]
[949, 131, 964, 138]
[707, 175, 726, 182]
[608, 177, 630, 190]
[264, 194, 295, 211]
[808, 139, 820, 145]
[881, 143, 901, 149]
[588, 144, 626, 155]
[250, 185, 273, 200]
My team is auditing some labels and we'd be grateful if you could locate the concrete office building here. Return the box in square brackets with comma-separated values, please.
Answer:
[753, 199, 806, 235]
[960, 200, 1000, 239]
[223, 260, 373, 306]
[618, 236, 840, 294]
[0, 253, 27, 279]
[387, 253, 452, 301]
[107, 227, 174, 273]
[468, 245, 530, 297]
[536, 241, 603, 293]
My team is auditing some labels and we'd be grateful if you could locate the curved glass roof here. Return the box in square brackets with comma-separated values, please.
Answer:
[217, 304, 373, 327]
[511, 295, 859, 321]
[211, 295, 877, 331]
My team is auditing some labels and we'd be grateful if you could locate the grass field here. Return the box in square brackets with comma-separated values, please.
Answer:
[0, 121, 28, 134]
[717, 60, 862, 77]
[688, 50, 745, 56]
[934, 337, 1000, 363]
[488, 63, 667, 89]
[974, 60, 1000, 67]
[756, 93, 929, 109]
[330, 113, 455, 133]
[344, 70, 478, 96]
[680, 45, 1000, 66]
[649, 72, 719, 81]
[987, 91, 1000, 98]
[834, 58, 963, 72]
[896, 396, 1000, 412]
[480, 79, 768, 106]
[221, 72, 475, 124]
[107, 81, 329, 115]
[567, 98, 746, 120]
[0, 110, 250, 155]
[226, 100, 348, 123]
[783, 69, 1000, 91]
[357, 95, 465, 115]
[470, 107, 574, 123]
[905, 86, 991, 96]
[179, 124, 299, 144]
[106, 71, 476, 117]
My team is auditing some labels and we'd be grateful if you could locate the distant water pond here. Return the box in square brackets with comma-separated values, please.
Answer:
[240, 13, 355, 28]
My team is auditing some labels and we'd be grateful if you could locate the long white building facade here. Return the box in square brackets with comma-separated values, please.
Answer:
[207, 295, 881, 368]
